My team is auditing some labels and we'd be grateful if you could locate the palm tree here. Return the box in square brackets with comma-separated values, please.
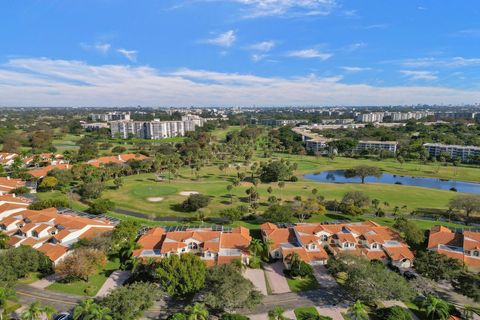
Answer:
[422, 295, 451, 320]
[73, 299, 97, 320]
[348, 300, 369, 320]
[185, 303, 208, 320]
[42, 305, 56, 320]
[268, 307, 287, 320]
[248, 239, 264, 257]
[21, 302, 43, 320]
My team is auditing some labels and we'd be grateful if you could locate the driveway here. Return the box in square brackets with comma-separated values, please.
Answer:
[263, 262, 291, 294]
[315, 306, 347, 320]
[312, 265, 338, 289]
[96, 270, 131, 297]
[244, 268, 268, 296]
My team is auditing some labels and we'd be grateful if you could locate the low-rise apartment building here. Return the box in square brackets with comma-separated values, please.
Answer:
[428, 226, 480, 271]
[0, 204, 115, 264]
[423, 143, 480, 162]
[133, 226, 252, 267]
[261, 221, 414, 269]
[355, 140, 398, 154]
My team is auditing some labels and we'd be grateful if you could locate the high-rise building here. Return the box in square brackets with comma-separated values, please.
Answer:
[90, 112, 131, 122]
[110, 115, 207, 139]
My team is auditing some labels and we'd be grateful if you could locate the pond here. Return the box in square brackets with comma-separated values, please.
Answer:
[304, 170, 480, 194]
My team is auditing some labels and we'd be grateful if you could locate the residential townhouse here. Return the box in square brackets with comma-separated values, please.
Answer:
[261, 221, 414, 269]
[132, 226, 252, 267]
[0, 204, 115, 264]
[0, 153, 18, 166]
[28, 163, 71, 179]
[427, 226, 480, 271]
[0, 177, 26, 195]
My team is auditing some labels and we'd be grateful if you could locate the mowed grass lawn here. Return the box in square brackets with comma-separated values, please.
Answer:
[103, 157, 463, 218]
[286, 273, 320, 292]
[46, 258, 120, 297]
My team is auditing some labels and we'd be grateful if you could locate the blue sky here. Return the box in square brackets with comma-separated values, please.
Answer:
[0, 0, 479, 106]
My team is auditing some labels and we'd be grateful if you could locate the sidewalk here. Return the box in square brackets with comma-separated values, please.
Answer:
[96, 270, 131, 297]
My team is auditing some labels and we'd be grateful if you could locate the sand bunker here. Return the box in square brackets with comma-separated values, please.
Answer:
[179, 191, 199, 196]
[147, 197, 164, 202]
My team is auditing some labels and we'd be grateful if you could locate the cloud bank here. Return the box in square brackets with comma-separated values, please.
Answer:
[0, 58, 478, 107]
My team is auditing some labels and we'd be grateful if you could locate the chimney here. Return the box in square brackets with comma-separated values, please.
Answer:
[7, 176, 10, 180]
[12, 193, 16, 198]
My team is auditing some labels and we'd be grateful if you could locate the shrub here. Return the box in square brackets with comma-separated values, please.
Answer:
[88, 198, 115, 215]
[9, 186, 30, 194]
[181, 194, 210, 212]
[29, 199, 70, 210]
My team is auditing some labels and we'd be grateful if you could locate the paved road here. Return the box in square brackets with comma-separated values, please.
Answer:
[16, 284, 82, 312]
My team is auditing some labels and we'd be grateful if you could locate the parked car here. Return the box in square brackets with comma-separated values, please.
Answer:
[54, 313, 72, 320]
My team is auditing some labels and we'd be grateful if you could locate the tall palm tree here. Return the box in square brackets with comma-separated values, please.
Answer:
[185, 303, 208, 320]
[21, 302, 43, 320]
[42, 305, 56, 320]
[248, 239, 264, 257]
[73, 299, 97, 320]
[348, 300, 369, 320]
[422, 295, 451, 320]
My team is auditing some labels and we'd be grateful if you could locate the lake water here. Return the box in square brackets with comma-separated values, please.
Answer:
[304, 170, 480, 194]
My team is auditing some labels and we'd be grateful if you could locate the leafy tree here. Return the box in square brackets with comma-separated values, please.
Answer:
[79, 181, 105, 200]
[259, 161, 293, 183]
[0, 246, 52, 282]
[0, 286, 15, 320]
[99, 282, 159, 320]
[263, 204, 293, 223]
[344, 165, 382, 184]
[156, 254, 206, 297]
[348, 301, 368, 320]
[203, 263, 262, 312]
[113, 177, 123, 189]
[449, 194, 480, 220]
[219, 206, 247, 223]
[393, 217, 425, 246]
[413, 250, 463, 281]
[55, 249, 106, 282]
[181, 194, 211, 212]
[327, 254, 413, 304]
[341, 191, 370, 208]
[452, 271, 480, 302]
[421, 295, 451, 320]
[38, 176, 58, 191]
[88, 198, 115, 215]
[77, 136, 99, 161]
[111, 221, 140, 253]
[0, 233, 9, 249]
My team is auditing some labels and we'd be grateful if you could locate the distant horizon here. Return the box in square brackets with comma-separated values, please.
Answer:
[1, 1, 480, 106]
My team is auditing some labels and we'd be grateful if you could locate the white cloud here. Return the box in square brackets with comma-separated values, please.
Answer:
[117, 49, 138, 62]
[205, 30, 236, 48]
[0, 58, 478, 107]
[346, 42, 367, 51]
[81, 42, 111, 54]
[401, 57, 480, 68]
[234, 0, 337, 18]
[400, 70, 438, 81]
[341, 66, 372, 73]
[249, 41, 275, 52]
[251, 54, 267, 62]
[287, 49, 332, 60]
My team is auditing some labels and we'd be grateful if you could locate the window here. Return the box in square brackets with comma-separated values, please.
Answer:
[187, 242, 198, 250]
[321, 235, 328, 241]
[474, 251, 479, 257]
[372, 243, 377, 249]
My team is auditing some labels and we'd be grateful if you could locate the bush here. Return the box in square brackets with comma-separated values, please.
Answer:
[29, 199, 70, 210]
[290, 176, 298, 182]
[249, 256, 262, 269]
[9, 186, 30, 194]
[181, 194, 210, 212]
[376, 306, 413, 320]
[88, 198, 115, 215]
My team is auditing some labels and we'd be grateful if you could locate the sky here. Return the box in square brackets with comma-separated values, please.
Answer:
[0, 0, 480, 107]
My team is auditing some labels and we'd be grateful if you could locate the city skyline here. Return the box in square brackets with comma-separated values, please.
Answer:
[1, 1, 480, 106]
